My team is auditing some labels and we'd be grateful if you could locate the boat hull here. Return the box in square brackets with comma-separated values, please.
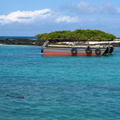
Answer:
[42, 46, 110, 56]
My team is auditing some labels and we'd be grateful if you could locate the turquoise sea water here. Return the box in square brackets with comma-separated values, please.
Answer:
[0, 45, 120, 120]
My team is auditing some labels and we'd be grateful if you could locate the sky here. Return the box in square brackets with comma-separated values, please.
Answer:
[0, 0, 120, 37]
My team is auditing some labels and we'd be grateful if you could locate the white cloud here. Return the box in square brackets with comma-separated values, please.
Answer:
[0, 9, 53, 24]
[56, 16, 78, 23]
[0, 9, 79, 25]
[69, 1, 120, 15]
[74, 1, 95, 14]
[116, 7, 120, 14]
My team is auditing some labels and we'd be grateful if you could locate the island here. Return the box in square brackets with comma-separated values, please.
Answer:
[0, 29, 120, 47]
[35, 29, 116, 41]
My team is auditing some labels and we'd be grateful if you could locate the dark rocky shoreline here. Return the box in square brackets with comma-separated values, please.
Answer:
[0, 38, 44, 46]
[0, 38, 120, 47]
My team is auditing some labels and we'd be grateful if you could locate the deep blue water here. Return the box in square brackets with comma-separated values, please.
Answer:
[0, 36, 36, 40]
[0, 45, 120, 120]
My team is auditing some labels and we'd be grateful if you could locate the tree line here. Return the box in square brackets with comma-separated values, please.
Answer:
[35, 29, 116, 41]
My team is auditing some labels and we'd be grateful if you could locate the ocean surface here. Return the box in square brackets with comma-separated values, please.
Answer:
[0, 36, 36, 40]
[0, 45, 120, 120]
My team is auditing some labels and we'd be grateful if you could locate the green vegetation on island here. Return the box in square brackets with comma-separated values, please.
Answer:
[35, 29, 116, 41]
